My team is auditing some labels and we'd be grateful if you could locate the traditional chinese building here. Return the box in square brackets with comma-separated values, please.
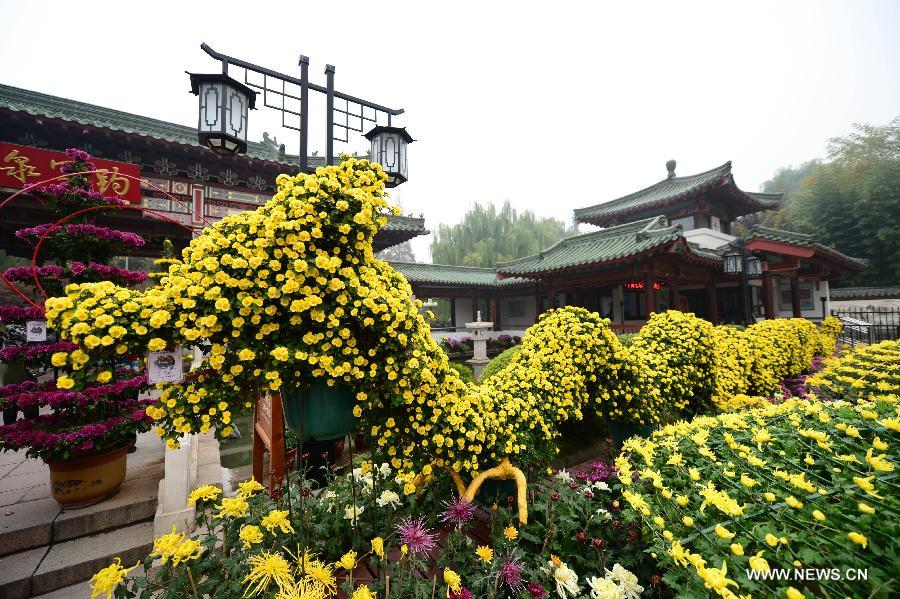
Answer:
[393, 161, 865, 335]
[0, 83, 427, 258]
[0, 83, 865, 334]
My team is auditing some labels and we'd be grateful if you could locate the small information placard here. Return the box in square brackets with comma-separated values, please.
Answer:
[26, 320, 47, 342]
[147, 346, 184, 384]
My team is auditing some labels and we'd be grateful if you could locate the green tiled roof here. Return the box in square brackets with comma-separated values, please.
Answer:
[388, 262, 534, 288]
[0, 82, 346, 167]
[745, 226, 867, 270]
[382, 215, 427, 233]
[495, 216, 720, 276]
[574, 161, 782, 226]
[829, 286, 900, 300]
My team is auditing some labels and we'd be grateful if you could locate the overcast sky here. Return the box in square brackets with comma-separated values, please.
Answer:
[2, 0, 898, 261]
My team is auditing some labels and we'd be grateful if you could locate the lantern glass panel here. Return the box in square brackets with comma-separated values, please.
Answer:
[746, 256, 762, 278]
[223, 86, 249, 142]
[724, 252, 742, 274]
[198, 83, 223, 133]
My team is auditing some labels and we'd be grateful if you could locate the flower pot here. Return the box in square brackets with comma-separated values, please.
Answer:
[608, 422, 656, 445]
[45, 444, 128, 508]
[281, 383, 356, 441]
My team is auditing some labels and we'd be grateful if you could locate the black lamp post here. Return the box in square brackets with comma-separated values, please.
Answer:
[188, 43, 411, 182]
[724, 239, 762, 325]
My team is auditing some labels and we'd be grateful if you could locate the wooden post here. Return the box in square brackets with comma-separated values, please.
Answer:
[489, 296, 500, 330]
[762, 272, 775, 320]
[644, 272, 655, 318]
[670, 279, 680, 312]
[707, 282, 718, 324]
[791, 276, 802, 318]
[252, 392, 287, 497]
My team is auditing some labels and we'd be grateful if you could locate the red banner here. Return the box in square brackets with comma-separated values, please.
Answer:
[0, 142, 142, 204]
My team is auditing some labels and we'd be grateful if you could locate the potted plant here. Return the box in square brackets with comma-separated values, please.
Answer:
[0, 150, 154, 507]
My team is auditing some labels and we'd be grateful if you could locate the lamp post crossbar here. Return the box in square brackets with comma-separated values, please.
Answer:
[199, 42, 403, 171]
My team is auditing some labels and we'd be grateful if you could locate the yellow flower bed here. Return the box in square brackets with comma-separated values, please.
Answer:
[616, 394, 899, 598]
[44, 156, 841, 483]
[807, 340, 900, 402]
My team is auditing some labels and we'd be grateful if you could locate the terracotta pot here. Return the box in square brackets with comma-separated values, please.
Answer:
[45, 444, 128, 508]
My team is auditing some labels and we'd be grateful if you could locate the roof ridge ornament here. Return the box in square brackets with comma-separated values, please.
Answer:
[666, 159, 676, 179]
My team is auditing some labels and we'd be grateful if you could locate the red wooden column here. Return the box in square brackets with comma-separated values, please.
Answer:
[762, 272, 775, 320]
[706, 282, 718, 324]
[790, 276, 802, 317]
[644, 272, 655, 317]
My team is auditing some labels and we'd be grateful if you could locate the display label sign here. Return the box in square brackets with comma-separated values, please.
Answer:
[147, 346, 184, 384]
[26, 320, 47, 342]
[0, 142, 142, 203]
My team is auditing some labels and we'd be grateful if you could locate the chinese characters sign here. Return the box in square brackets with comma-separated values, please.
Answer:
[0, 142, 141, 203]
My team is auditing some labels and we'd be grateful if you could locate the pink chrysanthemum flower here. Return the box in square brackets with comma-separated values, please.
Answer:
[500, 554, 526, 592]
[396, 517, 437, 556]
[440, 496, 475, 528]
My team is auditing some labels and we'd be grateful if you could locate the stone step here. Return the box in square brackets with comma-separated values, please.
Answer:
[0, 469, 161, 557]
[53, 474, 159, 542]
[31, 521, 154, 596]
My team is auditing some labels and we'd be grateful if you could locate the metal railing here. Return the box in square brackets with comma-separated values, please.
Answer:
[831, 308, 900, 346]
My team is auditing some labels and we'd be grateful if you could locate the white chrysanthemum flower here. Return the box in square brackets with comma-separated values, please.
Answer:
[555, 469, 574, 484]
[605, 564, 643, 599]
[587, 575, 624, 599]
[344, 505, 364, 523]
[376, 489, 401, 508]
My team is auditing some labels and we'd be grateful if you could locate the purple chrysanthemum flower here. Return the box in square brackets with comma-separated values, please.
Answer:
[528, 581, 548, 598]
[500, 555, 525, 592]
[440, 496, 475, 528]
[449, 589, 473, 599]
[396, 516, 437, 556]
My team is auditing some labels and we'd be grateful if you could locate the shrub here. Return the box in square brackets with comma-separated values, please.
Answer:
[446, 361, 475, 384]
[807, 339, 900, 402]
[480, 345, 521, 380]
[617, 332, 637, 347]
[631, 311, 717, 413]
[616, 395, 899, 598]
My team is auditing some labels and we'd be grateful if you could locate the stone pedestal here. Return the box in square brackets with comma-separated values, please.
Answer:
[465, 312, 494, 381]
[153, 346, 222, 535]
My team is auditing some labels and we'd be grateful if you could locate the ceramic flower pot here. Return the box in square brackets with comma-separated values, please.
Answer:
[281, 383, 355, 441]
[45, 443, 128, 508]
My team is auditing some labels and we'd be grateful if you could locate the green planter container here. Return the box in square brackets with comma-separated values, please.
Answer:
[608, 422, 656, 445]
[281, 383, 356, 442]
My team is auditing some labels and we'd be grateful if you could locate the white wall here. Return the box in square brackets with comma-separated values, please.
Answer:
[771, 278, 830, 319]
[499, 295, 537, 329]
[454, 297, 473, 328]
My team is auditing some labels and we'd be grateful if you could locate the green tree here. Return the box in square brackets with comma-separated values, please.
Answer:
[754, 117, 900, 286]
[430, 201, 574, 267]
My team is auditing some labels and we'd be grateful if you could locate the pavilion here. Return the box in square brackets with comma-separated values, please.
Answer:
[392, 160, 865, 335]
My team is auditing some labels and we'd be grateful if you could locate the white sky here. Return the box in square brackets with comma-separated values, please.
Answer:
[2, 0, 898, 262]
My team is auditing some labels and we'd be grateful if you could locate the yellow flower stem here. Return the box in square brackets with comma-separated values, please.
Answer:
[186, 566, 200, 599]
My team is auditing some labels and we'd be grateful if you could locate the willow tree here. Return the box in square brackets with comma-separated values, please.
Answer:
[430, 201, 573, 267]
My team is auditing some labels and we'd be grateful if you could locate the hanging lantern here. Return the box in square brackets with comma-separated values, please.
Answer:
[365, 125, 414, 187]
[746, 255, 762, 278]
[188, 73, 257, 155]
[723, 251, 743, 274]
